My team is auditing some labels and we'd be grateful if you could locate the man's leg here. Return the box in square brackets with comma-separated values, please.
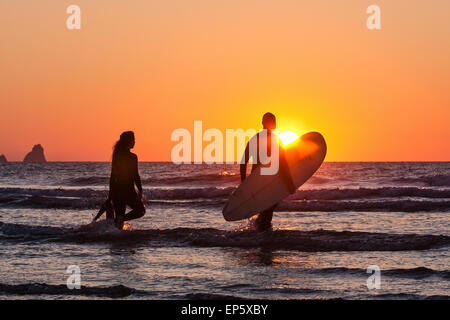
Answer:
[255, 204, 277, 231]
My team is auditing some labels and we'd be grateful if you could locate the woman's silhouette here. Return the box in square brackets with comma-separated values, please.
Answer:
[109, 131, 145, 229]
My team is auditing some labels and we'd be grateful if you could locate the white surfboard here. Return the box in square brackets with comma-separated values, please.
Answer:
[222, 131, 327, 221]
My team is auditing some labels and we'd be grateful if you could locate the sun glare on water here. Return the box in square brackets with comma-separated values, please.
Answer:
[279, 131, 299, 147]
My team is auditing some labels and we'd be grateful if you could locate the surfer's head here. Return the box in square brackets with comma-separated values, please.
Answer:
[120, 131, 135, 149]
[262, 112, 276, 130]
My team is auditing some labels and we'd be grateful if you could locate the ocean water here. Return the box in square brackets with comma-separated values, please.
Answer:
[0, 162, 449, 300]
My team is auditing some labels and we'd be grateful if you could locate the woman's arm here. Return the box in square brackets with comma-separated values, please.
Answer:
[109, 163, 115, 199]
[134, 155, 143, 196]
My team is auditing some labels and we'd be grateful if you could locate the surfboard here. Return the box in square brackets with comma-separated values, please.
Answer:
[222, 131, 326, 221]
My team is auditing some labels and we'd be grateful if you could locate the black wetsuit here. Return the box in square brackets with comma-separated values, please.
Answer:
[240, 132, 293, 231]
[109, 151, 145, 221]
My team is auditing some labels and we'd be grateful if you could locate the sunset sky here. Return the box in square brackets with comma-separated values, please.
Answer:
[0, 0, 449, 161]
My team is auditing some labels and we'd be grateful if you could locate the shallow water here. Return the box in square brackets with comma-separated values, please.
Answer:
[0, 162, 449, 299]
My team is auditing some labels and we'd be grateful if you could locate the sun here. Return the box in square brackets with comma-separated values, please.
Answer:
[278, 131, 299, 147]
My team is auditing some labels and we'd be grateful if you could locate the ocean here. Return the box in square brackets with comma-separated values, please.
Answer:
[0, 162, 449, 300]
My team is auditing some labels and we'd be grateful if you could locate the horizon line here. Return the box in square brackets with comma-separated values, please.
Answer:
[1, 160, 449, 163]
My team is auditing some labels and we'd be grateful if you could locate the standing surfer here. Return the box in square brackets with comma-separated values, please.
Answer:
[240, 113, 296, 231]
[109, 131, 146, 229]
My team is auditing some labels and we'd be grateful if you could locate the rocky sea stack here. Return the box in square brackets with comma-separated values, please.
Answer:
[0, 154, 7, 163]
[23, 144, 47, 162]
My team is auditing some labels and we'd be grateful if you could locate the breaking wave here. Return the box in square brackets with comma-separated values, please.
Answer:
[0, 283, 151, 298]
[288, 187, 450, 200]
[0, 187, 449, 212]
[2, 186, 449, 201]
[62, 176, 109, 186]
[62, 172, 239, 186]
[1, 222, 448, 251]
[180, 293, 245, 300]
[310, 266, 450, 280]
[2, 197, 448, 212]
[48, 172, 450, 188]
[277, 199, 450, 212]
[393, 174, 450, 187]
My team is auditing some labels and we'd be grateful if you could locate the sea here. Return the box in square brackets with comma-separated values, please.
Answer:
[0, 162, 449, 300]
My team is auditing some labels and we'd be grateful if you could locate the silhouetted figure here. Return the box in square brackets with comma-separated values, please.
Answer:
[92, 198, 115, 222]
[23, 144, 46, 162]
[109, 131, 145, 229]
[240, 113, 296, 231]
[0, 154, 7, 163]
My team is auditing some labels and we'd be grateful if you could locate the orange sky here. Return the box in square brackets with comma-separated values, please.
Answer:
[0, 0, 449, 161]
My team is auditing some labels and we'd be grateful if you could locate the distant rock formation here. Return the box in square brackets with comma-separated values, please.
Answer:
[23, 144, 47, 162]
[0, 154, 7, 163]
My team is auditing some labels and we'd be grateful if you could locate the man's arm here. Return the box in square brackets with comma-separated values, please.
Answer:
[240, 142, 250, 182]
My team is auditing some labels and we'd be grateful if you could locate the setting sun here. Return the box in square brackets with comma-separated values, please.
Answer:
[279, 131, 299, 147]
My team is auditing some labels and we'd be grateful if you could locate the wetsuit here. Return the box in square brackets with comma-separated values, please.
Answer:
[240, 131, 293, 231]
[109, 151, 145, 222]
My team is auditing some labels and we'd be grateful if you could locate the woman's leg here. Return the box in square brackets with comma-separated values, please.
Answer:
[124, 194, 146, 221]
[112, 198, 126, 229]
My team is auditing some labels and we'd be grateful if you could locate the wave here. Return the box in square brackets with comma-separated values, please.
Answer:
[1, 222, 448, 251]
[0, 186, 232, 200]
[1, 187, 449, 211]
[1, 197, 449, 212]
[150, 187, 233, 199]
[393, 174, 450, 187]
[62, 173, 239, 186]
[3, 186, 449, 200]
[0, 187, 109, 200]
[145, 173, 239, 185]
[384, 267, 450, 279]
[304, 176, 332, 185]
[62, 176, 109, 186]
[371, 293, 450, 300]
[277, 199, 450, 212]
[249, 287, 327, 295]
[0, 283, 151, 298]
[181, 293, 245, 300]
[310, 266, 450, 280]
[288, 187, 450, 200]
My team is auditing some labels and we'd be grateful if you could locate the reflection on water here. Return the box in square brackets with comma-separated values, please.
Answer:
[0, 162, 449, 299]
[223, 247, 322, 269]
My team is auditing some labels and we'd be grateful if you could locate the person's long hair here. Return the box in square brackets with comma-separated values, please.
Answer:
[112, 131, 134, 163]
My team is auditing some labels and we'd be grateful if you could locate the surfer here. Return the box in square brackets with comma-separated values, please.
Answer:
[109, 131, 146, 229]
[240, 113, 296, 231]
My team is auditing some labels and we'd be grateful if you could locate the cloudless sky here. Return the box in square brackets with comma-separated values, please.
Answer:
[0, 0, 449, 161]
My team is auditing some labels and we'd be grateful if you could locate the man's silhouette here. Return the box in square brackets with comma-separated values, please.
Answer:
[240, 113, 296, 231]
